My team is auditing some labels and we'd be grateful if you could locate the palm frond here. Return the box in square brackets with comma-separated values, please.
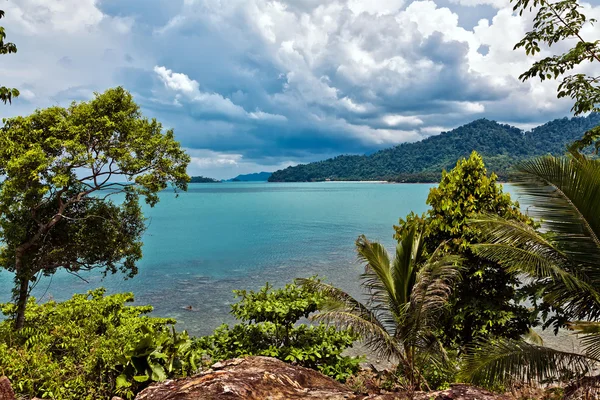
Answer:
[523, 328, 544, 346]
[460, 339, 596, 387]
[356, 235, 395, 309]
[409, 252, 462, 338]
[569, 322, 600, 361]
[296, 278, 384, 328]
[515, 154, 600, 266]
[471, 216, 600, 321]
[312, 309, 403, 361]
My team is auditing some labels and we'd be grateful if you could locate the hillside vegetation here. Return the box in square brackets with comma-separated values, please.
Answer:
[268, 114, 600, 182]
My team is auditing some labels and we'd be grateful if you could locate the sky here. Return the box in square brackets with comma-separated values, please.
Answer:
[1, 0, 599, 179]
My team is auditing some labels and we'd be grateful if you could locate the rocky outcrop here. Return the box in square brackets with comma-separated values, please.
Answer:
[0, 376, 15, 400]
[135, 357, 508, 400]
[135, 356, 396, 400]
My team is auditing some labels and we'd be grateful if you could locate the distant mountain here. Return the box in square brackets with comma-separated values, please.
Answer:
[230, 172, 273, 182]
[190, 176, 221, 183]
[268, 114, 600, 182]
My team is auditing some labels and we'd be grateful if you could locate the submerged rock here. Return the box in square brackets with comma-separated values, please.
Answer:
[135, 356, 509, 400]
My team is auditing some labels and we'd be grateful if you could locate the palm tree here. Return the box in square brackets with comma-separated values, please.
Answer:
[299, 222, 462, 392]
[460, 150, 600, 395]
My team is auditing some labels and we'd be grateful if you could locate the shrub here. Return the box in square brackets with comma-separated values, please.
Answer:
[195, 281, 362, 381]
[0, 289, 196, 400]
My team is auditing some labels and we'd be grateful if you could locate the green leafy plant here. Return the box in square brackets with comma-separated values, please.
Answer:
[195, 281, 361, 382]
[0, 9, 19, 104]
[299, 221, 463, 394]
[0, 289, 197, 400]
[394, 151, 535, 350]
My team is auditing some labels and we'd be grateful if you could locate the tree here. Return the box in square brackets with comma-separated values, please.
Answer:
[0, 10, 19, 104]
[460, 150, 600, 394]
[394, 152, 534, 349]
[300, 222, 462, 393]
[0, 87, 190, 329]
[511, 0, 599, 148]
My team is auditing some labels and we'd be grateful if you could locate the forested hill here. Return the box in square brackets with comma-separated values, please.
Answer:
[268, 114, 600, 182]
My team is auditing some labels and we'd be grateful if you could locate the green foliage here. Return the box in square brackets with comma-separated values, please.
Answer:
[0, 289, 196, 400]
[0, 10, 19, 104]
[510, 0, 599, 151]
[511, 0, 599, 116]
[420, 350, 459, 391]
[460, 150, 600, 390]
[394, 152, 534, 350]
[195, 281, 361, 382]
[0, 87, 190, 328]
[299, 223, 463, 392]
[189, 176, 221, 183]
[231, 282, 322, 328]
[268, 114, 600, 182]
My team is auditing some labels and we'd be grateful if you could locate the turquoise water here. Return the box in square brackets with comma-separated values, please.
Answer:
[0, 182, 520, 336]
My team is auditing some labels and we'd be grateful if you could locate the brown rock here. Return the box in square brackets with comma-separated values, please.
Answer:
[134, 356, 398, 400]
[135, 357, 509, 400]
[0, 376, 15, 400]
[415, 384, 511, 400]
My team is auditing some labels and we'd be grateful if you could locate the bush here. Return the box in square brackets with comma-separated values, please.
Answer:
[195, 281, 362, 382]
[0, 289, 196, 400]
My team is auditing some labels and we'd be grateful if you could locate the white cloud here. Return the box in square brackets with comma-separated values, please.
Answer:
[383, 115, 424, 127]
[154, 66, 286, 121]
[4, 0, 600, 168]
[348, 0, 406, 15]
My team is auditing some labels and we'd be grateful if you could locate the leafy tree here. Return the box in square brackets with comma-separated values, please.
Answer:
[0, 289, 197, 400]
[460, 150, 600, 394]
[0, 87, 190, 329]
[0, 10, 19, 104]
[195, 281, 361, 382]
[511, 0, 599, 149]
[299, 222, 462, 393]
[394, 152, 534, 349]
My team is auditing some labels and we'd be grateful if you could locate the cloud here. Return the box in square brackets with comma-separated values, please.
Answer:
[154, 66, 287, 122]
[3, 0, 599, 172]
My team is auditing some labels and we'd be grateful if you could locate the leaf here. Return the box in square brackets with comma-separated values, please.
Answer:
[133, 375, 150, 383]
[149, 361, 167, 382]
[116, 374, 132, 389]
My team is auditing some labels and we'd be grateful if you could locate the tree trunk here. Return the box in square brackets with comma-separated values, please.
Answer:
[14, 272, 29, 330]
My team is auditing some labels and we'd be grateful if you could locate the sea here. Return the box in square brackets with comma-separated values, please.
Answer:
[0, 182, 526, 336]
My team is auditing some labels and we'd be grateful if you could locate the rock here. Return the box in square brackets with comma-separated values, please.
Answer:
[0, 376, 15, 400]
[415, 384, 512, 400]
[135, 356, 397, 400]
[135, 357, 509, 400]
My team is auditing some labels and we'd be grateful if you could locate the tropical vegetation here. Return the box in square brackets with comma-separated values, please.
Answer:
[0, 282, 360, 399]
[394, 152, 536, 350]
[0, 289, 197, 400]
[299, 223, 462, 393]
[1, 0, 600, 398]
[0, 87, 190, 329]
[195, 281, 361, 382]
[458, 149, 600, 395]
